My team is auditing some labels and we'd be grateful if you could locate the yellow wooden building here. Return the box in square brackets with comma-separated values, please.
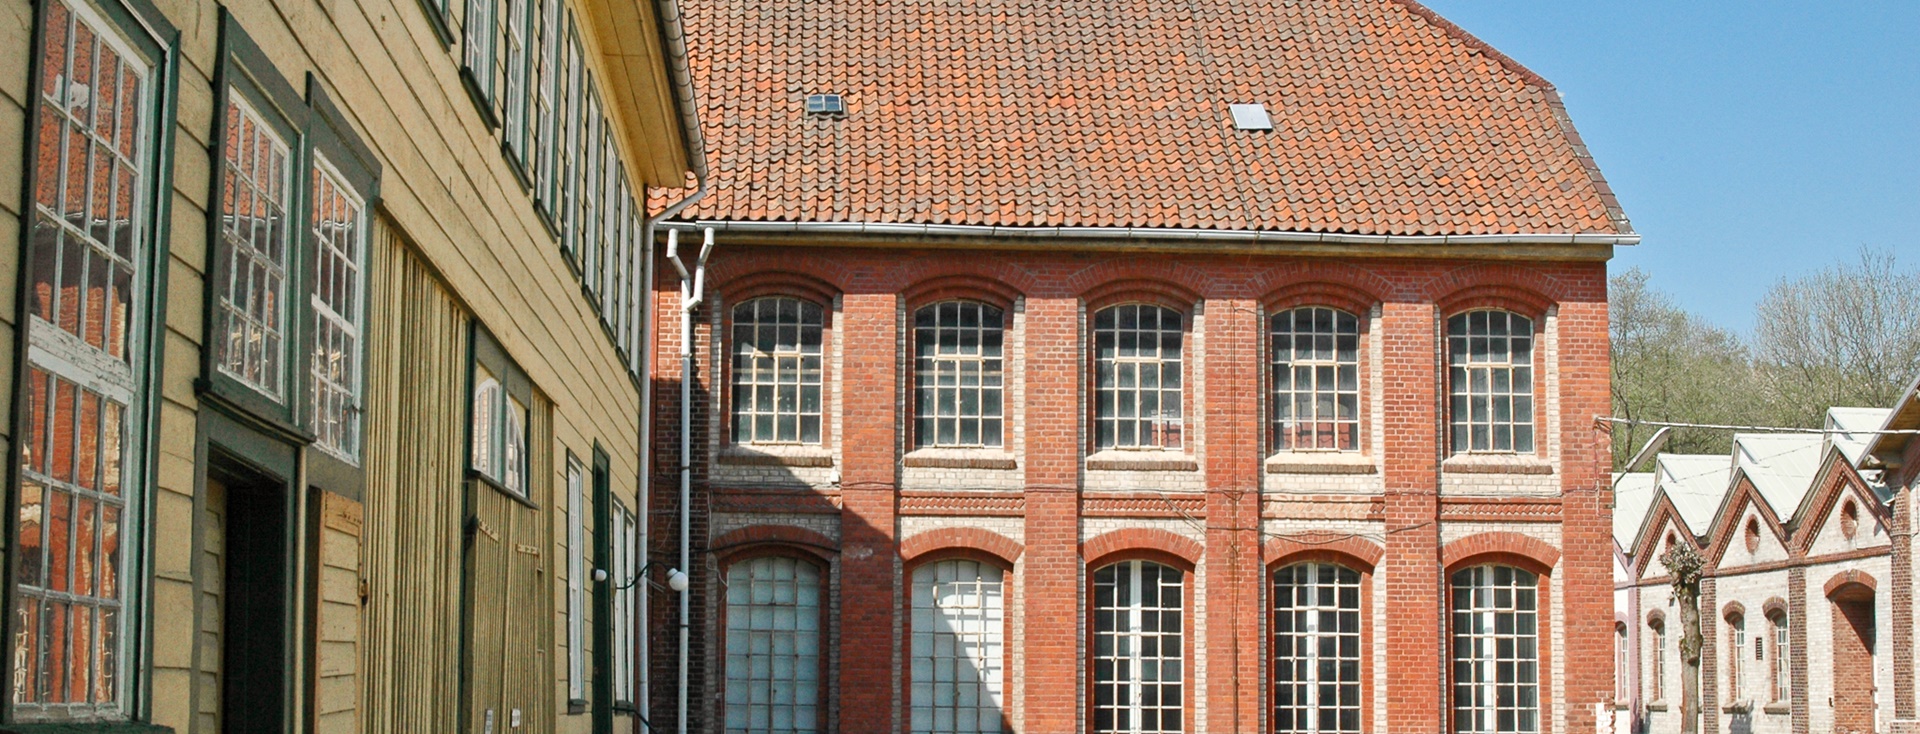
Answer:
[0, 0, 700, 729]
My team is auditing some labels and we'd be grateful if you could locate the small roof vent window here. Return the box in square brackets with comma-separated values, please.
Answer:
[1229, 103, 1272, 131]
[806, 93, 845, 116]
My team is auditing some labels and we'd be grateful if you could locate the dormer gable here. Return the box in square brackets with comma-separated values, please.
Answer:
[1703, 477, 1790, 572]
[1792, 451, 1889, 557]
[1633, 494, 1703, 582]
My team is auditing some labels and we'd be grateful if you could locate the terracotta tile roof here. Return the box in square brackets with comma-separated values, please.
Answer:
[666, 0, 1632, 237]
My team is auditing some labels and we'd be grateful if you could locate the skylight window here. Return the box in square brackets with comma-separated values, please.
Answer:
[1230, 103, 1272, 131]
[806, 93, 845, 116]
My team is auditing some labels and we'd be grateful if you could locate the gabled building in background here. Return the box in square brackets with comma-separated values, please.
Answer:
[648, 0, 1636, 732]
[1615, 398, 1920, 734]
[0, 0, 701, 730]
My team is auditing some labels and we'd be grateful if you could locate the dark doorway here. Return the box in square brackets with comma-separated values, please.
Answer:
[214, 458, 294, 733]
[1831, 593, 1876, 734]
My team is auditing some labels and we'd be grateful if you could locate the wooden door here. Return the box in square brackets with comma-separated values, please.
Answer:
[1832, 597, 1876, 734]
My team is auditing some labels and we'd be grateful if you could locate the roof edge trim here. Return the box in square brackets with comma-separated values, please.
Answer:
[660, 220, 1639, 247]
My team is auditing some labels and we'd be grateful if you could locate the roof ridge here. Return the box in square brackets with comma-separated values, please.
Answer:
[1390, 0, 1634, 235]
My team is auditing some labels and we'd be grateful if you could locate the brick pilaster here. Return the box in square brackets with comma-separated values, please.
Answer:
[1701, 578, 1719, 734]
[1892, 488, 1916, 722]
[1022, 294, 1083, 734]
[1380, 299, 1443, 734]
[1202, 299, 1265, 734]
[837, 292, 900, 733]
[1788, 565, 1809, 734]
[1557, 295, 1615, 734]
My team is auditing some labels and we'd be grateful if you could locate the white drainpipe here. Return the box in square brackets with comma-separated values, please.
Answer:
[664, 227, 713, 734]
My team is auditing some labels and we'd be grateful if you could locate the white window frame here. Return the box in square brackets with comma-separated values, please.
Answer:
[1447, 310, 1536, 455]
[1451, 565, 1540, 734]
[909, 559, 1006, 734]
[1273, 562, 1362, 734]
[463, 0, 497, 101]
[723, 556, 824, 734]
[1726, 614, 1745, 702]
[730, 297, 826, 445]
[610, 500, 638, 706]
[1769, 613, 1788, 704]
[14, 0, 159, 719]
[1270, 306, 1361, 452]
[307, 153, 366, 463]
[214, 94, 294, 400]
[1093, 304, 1184, 450]
[913, 301, 1006, 449]
[566, 455, 586, 703]
[500, 0, 529, 159]
[1649, 619, 1666, 702]
[1092, 560, 1184, 734]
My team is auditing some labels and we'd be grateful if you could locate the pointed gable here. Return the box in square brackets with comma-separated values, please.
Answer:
[1730, 433, 1821, 523]
[1794, 452, 1890, 557]
[1705, 479, 1790, 572]
[1633, 494, 1702, 582]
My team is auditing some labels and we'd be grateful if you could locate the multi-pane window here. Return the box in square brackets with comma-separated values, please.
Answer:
[463, 0, 497, 102]
[500, 0, 529, 158]
[1769, 613, 1788, 704]
[1649, 619, 1666, 701]
[469, 348, 530, 496]
[214, 97, 292, 399]
[724, 556, 823, 734]
[1615, 623, 1629, 701]
[1447, 310, 1535, 454]
[913, 302, 1005, 448]
[1273, 563, 1362, 734]
[530, 0, 559, 204]
[1451, 565, 1539, 734]
[566, 456, 586, 702]
[471, 367, 501, 479]
[910, 560, 1006, 734]
[610, 500, 638, 705]
[1094, 305, 1184, 450]
[731, 298, 825, 444]
[1271, 307, 1360, 451]
[580, 87, 601, 278]
[555, 27, 581, 254]
[1726, 614, 1745, 701]
[308, 156, 366, 462]
[1093, 560, 1184, 734]
[16, 0, 157, 717]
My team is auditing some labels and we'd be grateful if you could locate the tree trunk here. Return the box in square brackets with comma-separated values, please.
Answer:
[1679, 587, 1703, 734]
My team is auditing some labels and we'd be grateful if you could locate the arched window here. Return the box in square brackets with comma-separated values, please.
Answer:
[731, 297, 825, 445]
[1725, 612, 1746, 702]
[470, 369, 502, 478]
[1451, 565, 1539, 734]
[1273, 563, 1362, 733]
[723, 556, 825, 734]
[1615, 622, 1629, 701]
[1648, 617, 1666, 702]
[1767, 611, 1788, 704]
[1092, 560, 1184, 734]
[909, 559, 1007, 733]
[1446, 310, 1535, 454]
[1270, 307, 1360, 451]
[1094, 304, 1184, 450]
[914, 301, 1005, 448]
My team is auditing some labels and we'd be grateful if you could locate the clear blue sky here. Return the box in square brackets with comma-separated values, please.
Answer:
[1420, 0, 1920, 333]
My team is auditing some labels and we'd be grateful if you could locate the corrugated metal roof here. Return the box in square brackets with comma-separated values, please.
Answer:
[1731, 433, 1823, 524]
[1612, 473, 1656, 549]
[1826, 407, 1893, 466]
[1654, 454, 1733, 537]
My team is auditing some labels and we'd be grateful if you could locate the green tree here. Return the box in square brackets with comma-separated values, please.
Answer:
[1751, 247, 1920, 427]
[1609, 268, 1760, 467]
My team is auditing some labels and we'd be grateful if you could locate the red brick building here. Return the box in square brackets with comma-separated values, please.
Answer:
[646, 1, 1635, 732]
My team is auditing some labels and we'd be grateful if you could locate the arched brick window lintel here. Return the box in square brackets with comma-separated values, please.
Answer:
[1762, 597, 1788, 619]
[1080, 278, 1201, 313]
[1824, 569, 1878, 600]
[902, 274, 1023, 311]
[718, 270, 842, 309]
[1263, 534, 1384, 572]
[1262, 280, 1380, 317]
[711, 525, 840, 565]
[1083, 528, 1203, 569]
[1441, 532, 1560, 574]
[1722, 600, 1746, 620]
[899, 527, 1025, 566]
[1436, 284, 1554, 321]
[1647, 609, 1666, 626]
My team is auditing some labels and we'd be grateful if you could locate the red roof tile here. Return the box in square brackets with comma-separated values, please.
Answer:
[666, 0, 1632, 237]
